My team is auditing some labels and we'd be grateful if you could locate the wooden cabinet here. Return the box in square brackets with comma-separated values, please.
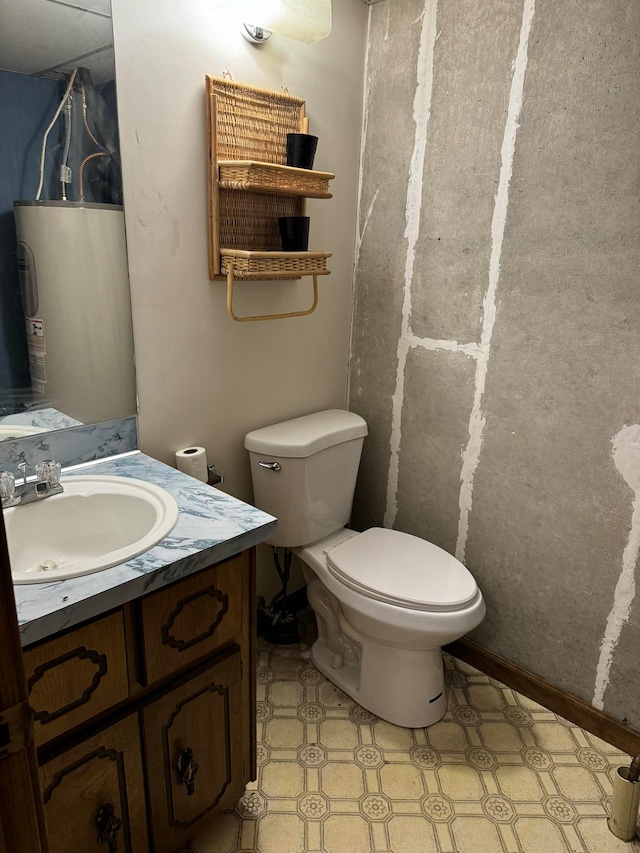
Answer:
[24, 610, 129, 747]
[143, 649, 244, 853]
[27, 550, 255, 853]
[39, 713, 148, 853]
[139, 556, 243, 685]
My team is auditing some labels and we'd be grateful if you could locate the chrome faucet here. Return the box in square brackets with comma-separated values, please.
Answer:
[0, 460, 63, 508]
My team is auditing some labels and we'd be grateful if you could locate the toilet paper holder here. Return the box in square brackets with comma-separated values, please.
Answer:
[207, 465, 224, 486]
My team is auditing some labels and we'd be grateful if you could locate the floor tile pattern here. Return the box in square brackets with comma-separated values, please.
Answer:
[178, 642, 640, 853]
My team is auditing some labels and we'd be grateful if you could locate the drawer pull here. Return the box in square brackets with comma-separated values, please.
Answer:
[96, 803, 122, 851]
[177, 747, 199, 796]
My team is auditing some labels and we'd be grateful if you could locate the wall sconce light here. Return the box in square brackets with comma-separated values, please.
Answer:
[240, 0, 332, 45]
[242, 24, 273, 44]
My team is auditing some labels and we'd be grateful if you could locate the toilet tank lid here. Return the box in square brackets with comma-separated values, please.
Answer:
[245, 410, 368, 458]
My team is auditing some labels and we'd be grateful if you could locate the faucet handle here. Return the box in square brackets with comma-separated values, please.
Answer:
[36, 460, 61, 487]
[0, 471, 15, 502]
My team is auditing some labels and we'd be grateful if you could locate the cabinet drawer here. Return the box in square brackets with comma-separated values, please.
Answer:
[140, 555, 245, 685]
[142, 649, 245, 853]
[40, 712, 148, 853]
[24, 610, 129, 747]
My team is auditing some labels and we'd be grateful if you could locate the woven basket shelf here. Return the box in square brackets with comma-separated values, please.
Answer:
[218, 161, 334, 199]
[206, 77, 333, 319]
[220, 249, 331, 280]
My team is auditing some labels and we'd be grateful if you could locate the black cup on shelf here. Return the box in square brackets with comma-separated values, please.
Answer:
[286, 133, 318, 170]
[279, 216, 310, 252]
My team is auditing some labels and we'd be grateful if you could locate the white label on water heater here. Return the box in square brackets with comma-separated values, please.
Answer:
[26, 319, 45, 352]
[29, 353, 47, 383]
[25, 319, 47, 389]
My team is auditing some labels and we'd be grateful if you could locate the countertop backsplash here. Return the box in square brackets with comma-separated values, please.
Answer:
[0, 416, 138, 475]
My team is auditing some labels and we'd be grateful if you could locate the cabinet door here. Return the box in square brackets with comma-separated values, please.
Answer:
[24, 610, 129, 747]
[142, 648, 244, 853]
[39, 713, 148, 853]
[139, 554, 245, 686]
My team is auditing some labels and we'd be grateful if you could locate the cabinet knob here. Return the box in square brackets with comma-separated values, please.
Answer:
[96, 803, 122, 852]
[177, 747, 199, 796]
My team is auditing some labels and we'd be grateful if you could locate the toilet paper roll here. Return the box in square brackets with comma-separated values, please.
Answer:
[175, 446, 208, 482]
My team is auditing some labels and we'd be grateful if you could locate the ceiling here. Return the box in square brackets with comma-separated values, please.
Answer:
[0, 0, 386, 85]
[0, 0, 114, 83]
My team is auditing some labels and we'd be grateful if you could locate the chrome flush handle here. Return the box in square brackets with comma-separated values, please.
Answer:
[258, 461, 281, 472]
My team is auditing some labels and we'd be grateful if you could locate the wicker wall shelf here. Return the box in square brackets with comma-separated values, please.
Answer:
[222, 251, 332, 323]
[220, 249, 332, 280]
[218, 161, 334, 199]
[206, 76, 334, 321]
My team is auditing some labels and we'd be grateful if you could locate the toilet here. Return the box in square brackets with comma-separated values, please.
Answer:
[245, 409, 486, 728]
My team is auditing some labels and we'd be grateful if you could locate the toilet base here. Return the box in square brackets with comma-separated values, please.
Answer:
[298, 539, 450, 728]
[309, 627, 448, 729]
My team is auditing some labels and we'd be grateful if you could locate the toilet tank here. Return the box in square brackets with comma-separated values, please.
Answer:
[245, 410, 368, 548]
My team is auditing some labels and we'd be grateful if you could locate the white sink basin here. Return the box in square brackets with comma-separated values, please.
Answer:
[7, 475, 180, 584]
[0, 424, 49, 441]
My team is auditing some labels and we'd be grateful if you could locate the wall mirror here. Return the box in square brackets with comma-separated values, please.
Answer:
[0, 0, 136, 442]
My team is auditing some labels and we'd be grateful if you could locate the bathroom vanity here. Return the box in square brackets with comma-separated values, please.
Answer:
[12, 452, 276, 853]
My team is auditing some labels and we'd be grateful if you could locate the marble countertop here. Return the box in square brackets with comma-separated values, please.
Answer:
[13, 451, 277, 647]
[0, 406, 82, 433]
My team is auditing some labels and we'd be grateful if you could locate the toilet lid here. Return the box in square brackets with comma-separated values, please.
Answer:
[325, 528, 478, 612]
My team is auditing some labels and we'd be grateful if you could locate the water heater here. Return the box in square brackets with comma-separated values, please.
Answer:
[13, 200, 136, 424]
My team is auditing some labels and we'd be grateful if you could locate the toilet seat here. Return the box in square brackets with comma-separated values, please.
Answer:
[325, 527, 478, 613]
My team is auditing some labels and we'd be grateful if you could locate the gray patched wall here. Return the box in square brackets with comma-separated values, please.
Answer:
[349, 0, 640, 728]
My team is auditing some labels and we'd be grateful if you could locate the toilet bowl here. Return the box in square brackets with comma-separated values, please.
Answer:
[245, 409, 486, 728]
[294, 527, 485, 728]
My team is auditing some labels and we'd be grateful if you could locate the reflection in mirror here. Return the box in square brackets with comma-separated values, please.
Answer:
[0, 0, 136, 440]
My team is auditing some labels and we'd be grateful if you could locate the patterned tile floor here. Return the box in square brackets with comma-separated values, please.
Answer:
[179, 640, 640, 853]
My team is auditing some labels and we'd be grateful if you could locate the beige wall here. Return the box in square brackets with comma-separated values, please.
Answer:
[350, 0, 640, 729]
[111, 0, 367, 598]
[112, 0, 640, 732]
